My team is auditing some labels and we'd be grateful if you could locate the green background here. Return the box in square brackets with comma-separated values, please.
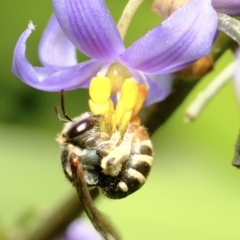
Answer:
[1, 1, 240, 239]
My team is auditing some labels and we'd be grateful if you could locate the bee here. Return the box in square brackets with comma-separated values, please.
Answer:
[56, 112, 153, 199]
[55, 91, 153, 238]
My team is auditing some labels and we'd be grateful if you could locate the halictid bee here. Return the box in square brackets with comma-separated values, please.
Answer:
[55, 91, 153, 239]
[56, 93, 153, 199]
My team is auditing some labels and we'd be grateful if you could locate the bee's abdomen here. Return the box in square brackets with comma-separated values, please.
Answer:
[100, 139, 153, 199]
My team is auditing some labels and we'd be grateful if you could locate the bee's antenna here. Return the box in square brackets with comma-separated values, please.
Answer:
[54, 90, 72, 122]
[60, 90, 72, 121]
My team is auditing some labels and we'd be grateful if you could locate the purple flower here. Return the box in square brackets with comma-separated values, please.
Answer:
[12, 0, 217, 106]
[212, 0, 240, 16]
[56, 219, 102, 240]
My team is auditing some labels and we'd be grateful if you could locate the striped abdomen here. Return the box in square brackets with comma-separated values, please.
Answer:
[99, 124, 153, 199]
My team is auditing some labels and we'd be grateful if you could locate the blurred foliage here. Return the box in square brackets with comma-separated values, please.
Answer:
[1, 0, 240, 240]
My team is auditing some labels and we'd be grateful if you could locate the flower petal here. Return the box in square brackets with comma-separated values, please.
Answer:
[52, 0, 125, 61]
[56, 219, 102, 240]
[12, 23, 103, 91]
[120, 1, 217, 74]
[212, 0, 240, 15]
[39, 15, 77, 67]
[132, 71, 172, 106]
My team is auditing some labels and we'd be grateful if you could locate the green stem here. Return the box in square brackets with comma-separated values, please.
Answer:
[117, 0, 145, 39]
[217, 13, 240, 45]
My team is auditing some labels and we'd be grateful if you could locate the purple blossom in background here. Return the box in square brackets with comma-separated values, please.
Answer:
[12, 0, 217, 106]
[56, 219, 102, 240]
[212, 0, 240, 15]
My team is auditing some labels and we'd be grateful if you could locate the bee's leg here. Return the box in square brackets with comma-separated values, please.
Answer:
[100, 126, 133, 176]
[96, 130, 121, 157]
[82, 132, 110, 149]
[69, 153, 121, 240]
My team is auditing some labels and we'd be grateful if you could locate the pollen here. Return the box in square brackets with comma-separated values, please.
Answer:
[88, 64, 148, 133]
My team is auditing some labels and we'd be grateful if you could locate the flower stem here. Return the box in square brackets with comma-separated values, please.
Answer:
[217, 13, 240, 45]
[184, 61, 235, 122]
[117, 0, 145, 39]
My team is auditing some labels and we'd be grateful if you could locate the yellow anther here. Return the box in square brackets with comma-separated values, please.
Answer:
[113, 99, 125, 128]
[132, 84, 148, 116]
[88, 99, 110, 116]
[89, 77, 111, 104]
[107, 99, 115, 126]
[89, 98, 114, 132]
[88, 67, 147, 134]
[120, 78, 139, 111]
[112, 78, 146, 132]
[120, 110, 133, 131]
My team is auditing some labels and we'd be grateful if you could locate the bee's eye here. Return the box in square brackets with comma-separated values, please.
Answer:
[68, 118, 95, 139]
